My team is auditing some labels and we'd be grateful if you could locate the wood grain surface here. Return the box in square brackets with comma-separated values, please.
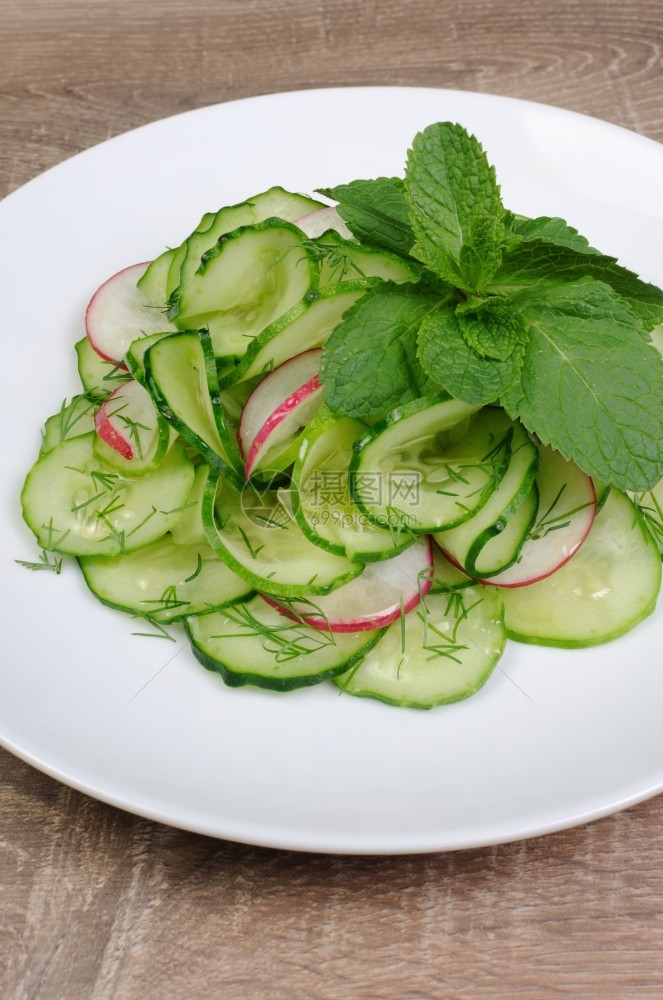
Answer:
[3, 2, 663, 997]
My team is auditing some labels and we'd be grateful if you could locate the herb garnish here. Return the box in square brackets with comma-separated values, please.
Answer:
[319, 122, 663, 492]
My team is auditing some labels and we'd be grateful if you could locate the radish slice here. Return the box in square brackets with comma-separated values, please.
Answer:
[85, 262, 175, 364]
[262, 538, 434, 632]
[95, 378, 160, 461]
[294, 206, 354, 240]
[477, 447, 597, 588]
[239, 349, 324, 478]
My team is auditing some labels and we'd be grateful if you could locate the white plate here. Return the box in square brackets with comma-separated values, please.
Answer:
[3, 87, 663, 855]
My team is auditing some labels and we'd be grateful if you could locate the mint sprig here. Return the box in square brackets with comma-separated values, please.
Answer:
[317, 177, 413, 258]
[319, 283, 440, 419]
[319, 121, 663, 492]
[501, 278, 663, 489]
[405, 123, 505, 290]
[417, 305, 524, 406]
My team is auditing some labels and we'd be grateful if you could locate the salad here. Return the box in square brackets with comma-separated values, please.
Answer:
[19, 122, 663, 709]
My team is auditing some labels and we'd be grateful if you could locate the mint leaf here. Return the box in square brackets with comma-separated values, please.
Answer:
[417, 305, 523, 406]
[405, 123, 505, 290]
[320, 284, 441, 419]
[500, 278, 663, 491]
[317, 178, 414, 258]
[456, 295, 527, 361]
[503, 214, 601, 255]
[492, 239, 663, 329]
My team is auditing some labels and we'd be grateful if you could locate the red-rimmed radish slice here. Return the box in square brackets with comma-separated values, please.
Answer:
[476, 447, 597, 588]
[262, 537, 433, 632]
[85, 262, 175, 364]
[95, 378, 161, 462]
[294, 206, 353, 240]
[239, 349, 323, 478]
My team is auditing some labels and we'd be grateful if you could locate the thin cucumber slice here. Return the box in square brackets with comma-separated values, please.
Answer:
[470, 485, 538, 577]
[173, 187, 325, 310]
[186, 594, 382, 691]
[502, 489, 661, 647]
[333, 585, 505, 708]
[480, 446, 597, 586]
[75, 336, 131, 401]
[428, 542, 475, 592]
[292, 411, 414, 561]
[136, 247, 182, 305]
[169, 463, 209, 546]
[41, 395, 98, 454]
[139, 188, 325, 309]
[434, 421, 540, 576]
[125, 331, 177, 385]
[350, 395, 500, 534]
[202, 466, 362, 597]
[631, 477, 663, 555]
[594, 481, 611, 514]
[78, 534, 251, 623]
[219, 282, 368, 388]
[173, 220, 317, 357]
[21, 433, 195, 557]
[313, 230, 420, 287]
[144, 330, 244, 486]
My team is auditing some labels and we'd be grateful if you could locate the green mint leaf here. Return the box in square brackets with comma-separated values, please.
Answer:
[455, 295, 527, 361]
[320, 283, 440, 419]
[417, 304, 523, 406]
[316, 178, 414, 258]
[492, 239, 663, 329]
[503, 213, 601, 255]
[500, 278, 663, 491]
[405, 122, 505, 291]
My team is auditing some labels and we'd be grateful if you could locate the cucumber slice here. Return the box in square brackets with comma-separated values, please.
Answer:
[631, 477, 663, 555]
[470, 485, 539, 577]
[169, 463, 209, 546]
[219, 282, 368, 388]
[173, 220, 317, 358]
[139, 188, 325, 310]
[144, 330, 243, 486]
[173, 187, 325, 310]
[186, 594, 382, 691]
[334, 585, 505, 708]
[79, 534, 251, 623]
[313, 230, 420, 286]
[434, 421, 540, 576]
[502, 489, 662, 646]
[125, 331, 176, 385]
[41, 395, 98, 454]
[202, 466, 362, 597]
[75, 336, 131, 401]
[428, 542, 475, 592]
[21, 433, 195, 557]
[594, 480, 611, 514]
[350, 396, 502, 534]
[292, 411, 415, 561]
[136, 247, 182, 305]
[480, 446, 597, 586]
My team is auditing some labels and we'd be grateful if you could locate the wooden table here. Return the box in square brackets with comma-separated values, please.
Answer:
[3, 2, 663, 996]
